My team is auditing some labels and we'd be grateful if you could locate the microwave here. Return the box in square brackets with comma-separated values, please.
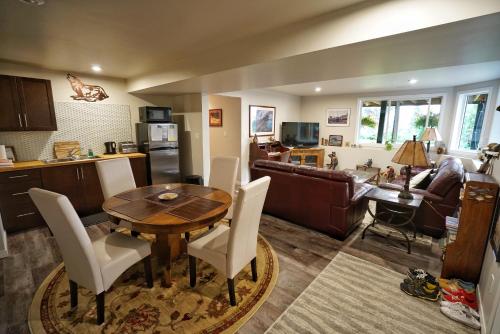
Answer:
[139, 106, 172, 123]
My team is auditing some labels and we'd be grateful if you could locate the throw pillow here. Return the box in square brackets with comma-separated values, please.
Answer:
[409, 169, 432, 189]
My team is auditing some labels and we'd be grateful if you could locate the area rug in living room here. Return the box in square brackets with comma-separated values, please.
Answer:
[266, 252, 477, 334]
[29, 236, 278, 334]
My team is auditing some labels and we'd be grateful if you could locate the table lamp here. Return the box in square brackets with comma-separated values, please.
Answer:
[391, 135, 430, 199]
[420, 127, 442, 153]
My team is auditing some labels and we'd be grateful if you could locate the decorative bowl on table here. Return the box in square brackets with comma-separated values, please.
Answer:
[158, 192, 178, 201]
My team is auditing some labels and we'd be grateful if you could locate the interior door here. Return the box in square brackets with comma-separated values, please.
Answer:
[0, 75, 22, 131]
[17, 77, 57, 131]
[41, 164, 85, 213]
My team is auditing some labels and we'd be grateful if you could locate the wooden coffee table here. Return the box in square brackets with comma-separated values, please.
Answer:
[103, 183, 232, 287]
[343, 168, 379, 184]
[361, 187, 423, 254]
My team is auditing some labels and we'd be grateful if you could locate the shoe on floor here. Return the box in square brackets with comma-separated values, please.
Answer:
[440, 305, 481, 329]
[403, 278, 439, 292]
[442, 292, 478, 310]
[400, 280, 440, 302]
[440, 300, 480, 320]
[407, 268, 438, 286]
[439, 278, 475, 294]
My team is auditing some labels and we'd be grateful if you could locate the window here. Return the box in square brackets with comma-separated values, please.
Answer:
[358, 96, 442, 145]
[452, 92, 489, 151]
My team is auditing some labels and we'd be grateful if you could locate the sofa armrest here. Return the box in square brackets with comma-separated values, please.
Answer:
[379, 183, 444, 203]
[351, 183, 374, 204]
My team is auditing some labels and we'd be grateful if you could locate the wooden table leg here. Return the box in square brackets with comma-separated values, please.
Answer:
[155, 233, 185, 287]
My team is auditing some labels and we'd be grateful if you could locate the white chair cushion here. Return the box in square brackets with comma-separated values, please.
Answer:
[92, 232, 151, 291]
[188, 225, 230, 275]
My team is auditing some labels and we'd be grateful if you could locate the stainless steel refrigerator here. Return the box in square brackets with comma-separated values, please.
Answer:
[136, 123, 180, 184]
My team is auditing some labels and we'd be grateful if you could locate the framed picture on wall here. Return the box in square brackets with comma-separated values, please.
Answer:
[5, 146, 16, 162]
[326, 108, 350, 127]
[249, 105, 275, 137]
[328, 135, 343, 146]
[209, 109, 223, 127]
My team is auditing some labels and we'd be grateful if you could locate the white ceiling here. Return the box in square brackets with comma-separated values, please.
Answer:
[131, 13, 500, 95]
[0, 0, 363, 78]
[268, 61, 500, 96]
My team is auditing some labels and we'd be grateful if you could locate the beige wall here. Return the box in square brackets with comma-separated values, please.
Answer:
[222, 89, 301, 183]
[0, 61, 152, 136]
[208, 95, 242, 180]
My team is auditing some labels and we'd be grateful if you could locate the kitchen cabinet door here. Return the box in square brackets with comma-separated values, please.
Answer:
[80, 163, 105, 216]
[130, 157, 148, 187]
[41, 164, 85, 213]
[0, 75, 22, 131]
[17, 77, 57, 131]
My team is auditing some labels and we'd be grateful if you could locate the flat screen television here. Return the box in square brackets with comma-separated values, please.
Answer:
[281, 122, 320, 147]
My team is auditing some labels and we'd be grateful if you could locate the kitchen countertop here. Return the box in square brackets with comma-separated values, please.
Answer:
[0, 153, 146, 173]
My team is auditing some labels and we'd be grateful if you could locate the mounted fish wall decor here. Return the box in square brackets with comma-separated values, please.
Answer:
[66, 73, 109, 102]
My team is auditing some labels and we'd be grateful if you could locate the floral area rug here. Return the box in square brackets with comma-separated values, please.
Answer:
[28, 235, 278, 333]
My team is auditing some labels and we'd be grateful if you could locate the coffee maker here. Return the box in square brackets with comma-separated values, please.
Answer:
[104, 141, 117, 154]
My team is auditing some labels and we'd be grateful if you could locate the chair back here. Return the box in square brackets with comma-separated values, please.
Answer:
[209, 156, 239, 195]
[95, 158, 136, 199]
[280, 150, 291, 163]
[209, 156, 239, 218]
[29, 188, 104, 293]
[226, 176, 270, 278]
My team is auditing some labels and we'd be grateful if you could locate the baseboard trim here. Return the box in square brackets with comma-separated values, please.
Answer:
[477, 285, 487, 334]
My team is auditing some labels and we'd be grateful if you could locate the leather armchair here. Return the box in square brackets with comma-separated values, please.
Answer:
[250, 160, 372, 240]
[379, 157, 464, 237]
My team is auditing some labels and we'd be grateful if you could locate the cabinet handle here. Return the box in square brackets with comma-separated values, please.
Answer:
[18, 113, 23, 128]
[80, 167, 85, 181]
[24, 113, 28, 127]
[17, 212, 35, 218]
[76, 167, 80, 181]
[12, 192, 29, 196]
[8, 174, 29, 179]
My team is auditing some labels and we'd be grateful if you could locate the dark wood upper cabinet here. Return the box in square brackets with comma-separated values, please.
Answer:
[17, 77, 57, 131]
[0, 75, 57, 131]
[0, 75, 22, 131]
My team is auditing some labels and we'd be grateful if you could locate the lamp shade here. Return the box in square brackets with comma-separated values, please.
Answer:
[420, 127, 442, 142]
[391, 137, 430, 167]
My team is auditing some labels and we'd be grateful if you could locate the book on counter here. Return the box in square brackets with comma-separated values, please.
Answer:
[446, 216, 459, 232]
[0, 159, 14, 167]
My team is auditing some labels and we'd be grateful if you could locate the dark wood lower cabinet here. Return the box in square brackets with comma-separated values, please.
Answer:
[1, 157, 148, 233]
[0, 170, 44, 232]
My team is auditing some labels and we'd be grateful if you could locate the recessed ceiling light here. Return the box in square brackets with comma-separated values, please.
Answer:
[314, 87, 322, 92]
[91, 65, 102, 72]
[19, 0, 45, 5]
[408, 78, 418, 85]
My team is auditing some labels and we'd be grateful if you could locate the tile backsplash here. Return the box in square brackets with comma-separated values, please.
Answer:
[0, 102, 133, 161]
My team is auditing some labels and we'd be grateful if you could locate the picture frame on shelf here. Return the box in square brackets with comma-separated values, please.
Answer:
[209, 109, 223, 127]
[249, 105, 275, 137]
[328, 135, 343, 147]
[5, 146, 16, 162]
[326, 108, 350, 127]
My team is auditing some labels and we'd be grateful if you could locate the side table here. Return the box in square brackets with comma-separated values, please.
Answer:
[361, 187, 423, 254]
[356, 165, 381, 184]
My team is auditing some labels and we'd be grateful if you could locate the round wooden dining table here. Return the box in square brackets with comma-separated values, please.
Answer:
[102, 183, 232, 287]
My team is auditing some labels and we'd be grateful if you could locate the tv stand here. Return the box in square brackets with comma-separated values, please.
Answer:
[290, 148, 324, 168]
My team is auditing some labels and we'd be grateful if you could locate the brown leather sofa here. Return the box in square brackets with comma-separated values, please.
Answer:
[250, 160, 372, 240]
[379, 157, 464, 237]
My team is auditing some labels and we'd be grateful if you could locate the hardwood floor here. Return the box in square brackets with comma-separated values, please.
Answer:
[0, 211, 442, 334]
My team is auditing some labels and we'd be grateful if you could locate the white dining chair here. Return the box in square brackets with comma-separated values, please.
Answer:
[95, 158, 139, 236]
[188, 176, 270, 306]
[29, 188, 153, 325]
[207, 156, 239, 227]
